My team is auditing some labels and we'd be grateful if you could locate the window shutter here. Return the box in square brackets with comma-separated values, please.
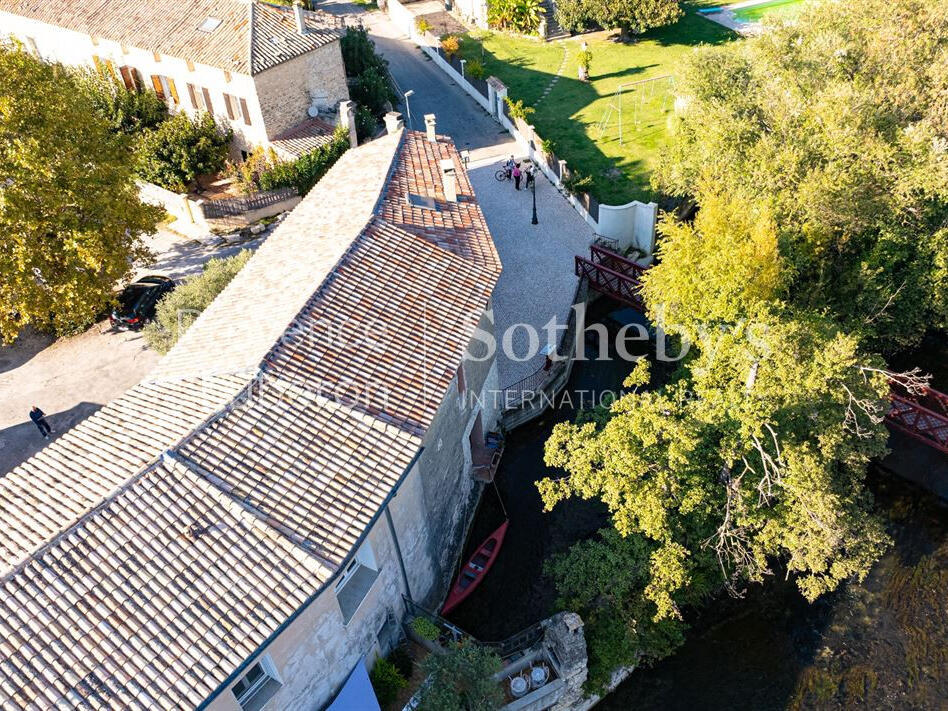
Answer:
[119, 66, 132, 90]
[104, 60, 117, 81]
[167, 78, 179, 105]
[239, 98, 251, 126]
[187, 83, 199, 109]
[202, 87, 212, 114]
[92, 55, 103, 74]
[224, 94, 235, 120]
[151, 75, 165, 100]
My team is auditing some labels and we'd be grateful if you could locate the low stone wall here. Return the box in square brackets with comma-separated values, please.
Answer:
[138, 180, 208, 231]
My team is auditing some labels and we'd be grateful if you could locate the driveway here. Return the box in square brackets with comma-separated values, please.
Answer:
[0, 225, 268, 474]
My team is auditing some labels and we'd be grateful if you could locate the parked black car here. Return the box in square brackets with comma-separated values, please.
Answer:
[110, 275, 175, 330]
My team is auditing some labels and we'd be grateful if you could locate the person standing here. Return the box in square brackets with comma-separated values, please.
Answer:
[525, 163, 536, 190]
[29, 406, 52, 439]
[512, 163, 522, 191]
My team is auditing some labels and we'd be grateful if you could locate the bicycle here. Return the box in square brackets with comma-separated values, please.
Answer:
[495, 163, 512, 182]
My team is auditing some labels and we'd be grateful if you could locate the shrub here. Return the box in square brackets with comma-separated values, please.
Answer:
[388, 645, 414, 680]
[561, 169, 593, 195]
[370, 657, 408, 708]
[355, 104, 378, 141]
[136, 111, 231, 192]
[504, 96, 535, 122]
[341, 27, 386, 78]
[465, 58, 486, 80]
[416, 17, 432, 34]
[227, 145, 283, 195]
[257, 126, 350, 195]
[440, 35, 461, 59]
[143, 250, 252, 354]
[410, 616, 441, 641]
[75, 70, 168, 136]
[352, 65, 398, 118]
[487, 0, 544, 34]
[417, 642, 503, 711]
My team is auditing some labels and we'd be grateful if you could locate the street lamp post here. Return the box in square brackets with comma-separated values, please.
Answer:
[460, 59, 467, 79]
[403, 89, 415, 129]
[531, 168, 539, 225]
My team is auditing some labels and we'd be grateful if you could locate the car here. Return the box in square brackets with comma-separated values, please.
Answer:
[109, 275, 175, 330]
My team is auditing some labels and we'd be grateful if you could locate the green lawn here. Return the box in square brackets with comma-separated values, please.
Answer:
[457, 5, 735, 205]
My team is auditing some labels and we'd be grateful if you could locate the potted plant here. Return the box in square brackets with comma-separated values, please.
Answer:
[577, 43, 592, 81]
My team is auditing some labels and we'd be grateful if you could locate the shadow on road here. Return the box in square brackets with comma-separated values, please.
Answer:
[0, 328, 56, 375]
[0, 401, 102, 475]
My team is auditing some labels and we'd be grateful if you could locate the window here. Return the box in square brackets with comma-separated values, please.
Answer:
[231, 657, 281, 711]
[335, 541, 379, 624]
[456, 363, 466, 396]
[198, 17, 223, 33]
[187, 83, 212, 113]
[92, 56, 117, 81]
[150, 75, 179, 105]
[118, 65, 142, 91]
[223, 93, 252, 125]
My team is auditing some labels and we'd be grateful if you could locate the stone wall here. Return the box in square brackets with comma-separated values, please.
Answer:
[252, 41, 350, 140]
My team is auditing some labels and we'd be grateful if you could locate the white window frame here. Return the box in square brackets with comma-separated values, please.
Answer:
[335, 541, 379, 624]
[231, 655, 282, 711]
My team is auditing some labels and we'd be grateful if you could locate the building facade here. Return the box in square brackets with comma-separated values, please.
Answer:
[0, 0, 350, 157]
[0, 122, 504, 710]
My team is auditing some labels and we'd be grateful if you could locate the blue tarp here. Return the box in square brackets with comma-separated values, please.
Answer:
[327, 657, 382, 711]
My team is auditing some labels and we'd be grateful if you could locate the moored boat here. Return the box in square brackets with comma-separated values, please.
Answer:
[441, 520, 509, 615]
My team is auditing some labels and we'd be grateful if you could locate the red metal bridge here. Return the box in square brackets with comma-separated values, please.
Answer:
[887, 386, 948, 454]
[574, 244, 648, 311]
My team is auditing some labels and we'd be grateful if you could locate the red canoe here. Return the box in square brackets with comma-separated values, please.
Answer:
[441, 521, 509, 616]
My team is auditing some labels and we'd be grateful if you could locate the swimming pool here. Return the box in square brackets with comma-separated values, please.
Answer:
[699, 0, 805, 33]
[731, 0, 804, 23]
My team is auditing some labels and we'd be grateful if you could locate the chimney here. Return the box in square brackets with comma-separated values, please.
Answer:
[293, 1, 306, 35]
[384, 111, 404, 134]
[424, 113, 437, 143]
[339, 100, 358, 148]
[440, 158, 457, 202]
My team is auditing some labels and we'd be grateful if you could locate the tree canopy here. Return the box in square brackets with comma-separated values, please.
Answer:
[655, 0, 948, 352]
[0, 47, 160, 341]
[417, 642, 503, 711]
[541, 0, 948, 681]
[136, 111, 231, 193]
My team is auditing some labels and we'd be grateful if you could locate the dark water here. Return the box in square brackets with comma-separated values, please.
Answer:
[450, 304, 948, 709]
[448, 299, 651, 639]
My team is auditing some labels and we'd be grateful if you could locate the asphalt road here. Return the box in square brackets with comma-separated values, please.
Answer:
[361, 9, 515, 161]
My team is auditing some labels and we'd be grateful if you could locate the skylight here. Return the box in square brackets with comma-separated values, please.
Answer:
[408, 193, 438, 211]
[198, 17, 223, 33]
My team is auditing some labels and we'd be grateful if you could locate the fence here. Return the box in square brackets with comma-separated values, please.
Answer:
[200, 187, 299, 219]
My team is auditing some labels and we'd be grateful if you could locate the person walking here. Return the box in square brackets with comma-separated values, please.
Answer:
[29, 406, 52, 439]
[512, 163, 522, 191]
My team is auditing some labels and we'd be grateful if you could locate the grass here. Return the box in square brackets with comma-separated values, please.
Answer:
[456, 5, 736, 204]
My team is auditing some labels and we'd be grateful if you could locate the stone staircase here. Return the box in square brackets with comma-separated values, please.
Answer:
[540, 0, 569, 40]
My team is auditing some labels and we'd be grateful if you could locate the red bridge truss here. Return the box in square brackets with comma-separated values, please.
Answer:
[887, 387, 948, 454]
[574, 244, 648, 311]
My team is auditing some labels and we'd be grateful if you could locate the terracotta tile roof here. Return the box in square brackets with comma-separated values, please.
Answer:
[0, 374, 247, 577]
[0, 0, 342, 75]
[269, 116, 337, 160]
[0, 129, 501, 707]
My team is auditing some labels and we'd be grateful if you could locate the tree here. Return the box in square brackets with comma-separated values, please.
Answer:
[417, 642, 503, 711]
[143, 250, 252, 354]
[555, 0, 682, 37]
[487, 0, 544, 35]
[136, 111, 231, 192]
[0, 47, 160, 341]
[655, 0, 948, 353]
[74, 70, 168, 136]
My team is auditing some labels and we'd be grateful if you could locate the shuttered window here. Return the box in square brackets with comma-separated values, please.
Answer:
[167, 78, 179, 105]
[118, 66, 137, 91]
[223, 93, 236, 120]
[239, 98, 252, 126]
[202, 88, 213, 114]
[187, 83, 199, 110]
[150, 75, 165, 100]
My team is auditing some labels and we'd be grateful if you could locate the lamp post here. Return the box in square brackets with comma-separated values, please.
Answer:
[460, 59, 467, 79]
[531, 167, 539, 225]
[403, 89, 415, 129]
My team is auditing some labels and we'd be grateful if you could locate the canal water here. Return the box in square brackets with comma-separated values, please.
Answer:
[449, 301, 948, 709]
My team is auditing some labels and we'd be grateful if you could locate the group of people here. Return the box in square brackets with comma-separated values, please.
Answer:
[504, 156, 537, 191]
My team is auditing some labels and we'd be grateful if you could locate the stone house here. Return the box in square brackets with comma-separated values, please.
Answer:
[0, 122, 505, 709]
[0, 0, 351, 159]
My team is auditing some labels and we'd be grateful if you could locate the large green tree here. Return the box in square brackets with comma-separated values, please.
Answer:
[555, 0, 682, 37]
[655, 0, 948, 353]
[0, 47, 160, 341]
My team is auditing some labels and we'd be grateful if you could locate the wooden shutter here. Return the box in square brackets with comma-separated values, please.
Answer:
[92, 55, 103, 75]
[104, 60, 117, 81]
[187, 83, 199, 109]
[119, 66, 134, 91]
[223, 94, 235, 120]
[239, 98, 251, 126]
[151, 75, 165, 100]
[167, 78, 179, 105]
[202, 87, 212, 114]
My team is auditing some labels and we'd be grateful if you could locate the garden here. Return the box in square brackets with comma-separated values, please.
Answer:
[454, 1, 735, 205]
